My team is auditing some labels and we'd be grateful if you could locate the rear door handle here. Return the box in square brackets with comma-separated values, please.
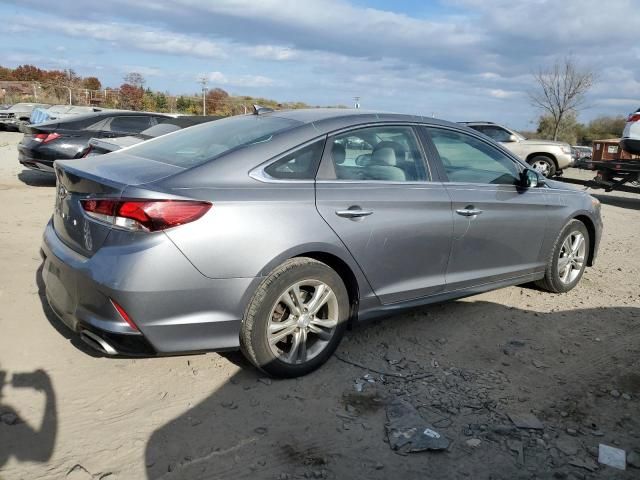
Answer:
[335, 209, 374, 218]
[456, 208, 483, 217]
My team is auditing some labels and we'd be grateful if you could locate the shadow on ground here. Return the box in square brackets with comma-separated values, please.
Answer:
[18, 169, 56, 187]
[144, 303, 640, 479]
[0, 367, 57, 469]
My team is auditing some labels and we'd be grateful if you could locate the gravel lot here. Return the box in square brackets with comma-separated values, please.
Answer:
[0, 130, 638, 480]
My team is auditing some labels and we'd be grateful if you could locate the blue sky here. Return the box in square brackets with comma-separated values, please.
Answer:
[1, 0, 638, 129]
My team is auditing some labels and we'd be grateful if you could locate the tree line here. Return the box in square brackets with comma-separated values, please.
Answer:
[0, 65, 313, 115]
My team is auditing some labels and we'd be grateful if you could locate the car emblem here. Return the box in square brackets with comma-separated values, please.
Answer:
[57, 184, 68, 200]
[55, 184, 68, 215]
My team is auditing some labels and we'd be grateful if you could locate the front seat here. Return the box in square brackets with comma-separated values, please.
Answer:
[332, 142, 362, 180]
[367, 147, 406, 181]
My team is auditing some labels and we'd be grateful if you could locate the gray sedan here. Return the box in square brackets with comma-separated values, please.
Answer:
[41, 109, 602, 377]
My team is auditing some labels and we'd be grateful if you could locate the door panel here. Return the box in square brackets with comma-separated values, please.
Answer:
[444, 184, 548, 289]
[424, 127, 549, 290]
[315, 183, 452, 303]
[315, 124, 452, 304]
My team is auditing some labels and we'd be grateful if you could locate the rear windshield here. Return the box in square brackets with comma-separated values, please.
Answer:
[125, 115, 301, 168]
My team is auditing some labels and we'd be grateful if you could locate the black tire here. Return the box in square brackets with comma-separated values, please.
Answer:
[528, 155, 557, 178]
[536, 219, 590, 293]
[240, 257, 349, 378]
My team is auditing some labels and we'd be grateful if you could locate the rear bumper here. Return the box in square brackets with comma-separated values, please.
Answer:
[556, 152, 574, 169]
[18, 149, 55, 172]
[41, 219, 260, 356]
[621, 138, 640, 155]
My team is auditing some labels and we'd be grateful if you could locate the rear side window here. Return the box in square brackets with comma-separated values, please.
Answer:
[264, 140, 325, 180]
[110, 116, 154, 133]
[127, 115, 300, 168]
[426, 128, 521, 185]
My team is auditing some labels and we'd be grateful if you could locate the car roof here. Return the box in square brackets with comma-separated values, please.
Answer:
[265, 108, 458, 133]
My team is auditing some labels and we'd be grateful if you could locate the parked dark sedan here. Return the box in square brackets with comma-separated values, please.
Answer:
[42, 109, 602, 377]
[86, 116, 222, 157]
[18, 111, 172, 172]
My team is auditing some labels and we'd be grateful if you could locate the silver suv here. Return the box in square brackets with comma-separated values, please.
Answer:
[461, 121, 574, 177]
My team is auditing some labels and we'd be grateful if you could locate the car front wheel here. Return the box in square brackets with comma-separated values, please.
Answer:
[240, 257, 349, 377]
[536, 219, 589, 293]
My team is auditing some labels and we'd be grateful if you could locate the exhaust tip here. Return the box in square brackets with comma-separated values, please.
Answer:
[80, 330, 118, 355]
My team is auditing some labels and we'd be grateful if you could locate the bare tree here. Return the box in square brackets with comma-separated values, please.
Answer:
[123, 72, 146, 89]
[529, 57, 595, 141]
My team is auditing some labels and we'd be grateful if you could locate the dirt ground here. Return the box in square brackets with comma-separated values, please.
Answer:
[0, 130, 638, 480]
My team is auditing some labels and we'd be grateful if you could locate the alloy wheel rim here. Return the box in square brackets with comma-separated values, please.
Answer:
[532, 160, 550, 176]
[557, 231, 586, 284]
[267, 279, 339, 364]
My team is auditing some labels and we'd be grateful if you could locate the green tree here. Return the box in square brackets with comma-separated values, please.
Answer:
[154, 93, 169, 112]
[536, 113, 580, 144]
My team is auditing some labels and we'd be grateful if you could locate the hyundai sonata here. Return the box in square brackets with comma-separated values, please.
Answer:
[41, 109, 602, 377]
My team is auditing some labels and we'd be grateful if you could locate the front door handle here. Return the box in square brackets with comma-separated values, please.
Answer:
[335, 209, 374, 218]
[456, 207, 483, 217]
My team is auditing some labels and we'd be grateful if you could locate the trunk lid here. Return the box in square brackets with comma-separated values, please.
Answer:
[53, 154, 185, 256]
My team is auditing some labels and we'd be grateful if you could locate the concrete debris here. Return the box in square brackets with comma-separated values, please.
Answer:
[385, 400, 449, 454]
[508, 412, 544, 430]
[598, 444, 626, 470]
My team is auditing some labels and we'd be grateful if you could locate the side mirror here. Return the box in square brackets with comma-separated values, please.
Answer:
[521, 169, 544, 188]
[507, 134, 518, 142]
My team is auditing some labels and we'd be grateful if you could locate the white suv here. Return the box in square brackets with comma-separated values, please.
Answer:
[621, 107, 640, 155]
[461, 121, 574, 177]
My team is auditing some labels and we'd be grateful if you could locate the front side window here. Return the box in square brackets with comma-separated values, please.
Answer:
[426, 128, 521, 185]
[325, 125, 427, 181]
[264, 140, 325, 180]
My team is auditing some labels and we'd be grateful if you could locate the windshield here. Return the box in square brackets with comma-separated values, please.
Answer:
[126, 114, 301, 168]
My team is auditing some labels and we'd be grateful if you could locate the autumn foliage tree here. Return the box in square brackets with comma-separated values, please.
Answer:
[118, 83, 144, 110]
[206, 88, 230, 115]
[82, 77, 102, 91]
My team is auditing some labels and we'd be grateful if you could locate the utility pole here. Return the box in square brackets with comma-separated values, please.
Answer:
[198, 76, 208, 115]
[353, 96, 361, 109]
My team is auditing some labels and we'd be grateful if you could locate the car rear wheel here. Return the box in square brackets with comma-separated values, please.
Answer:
[528, 155, 556, 178]
[240, 257, 349, 377]
[536, 219, 589, 293]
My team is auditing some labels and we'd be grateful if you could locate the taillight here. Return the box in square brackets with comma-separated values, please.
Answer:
[82, 145, 93, 158]
[33, 132, 61, 144]
[81, 199, 212, 232]
[627, 113, 640, 122]
[110, 299, 139, 331]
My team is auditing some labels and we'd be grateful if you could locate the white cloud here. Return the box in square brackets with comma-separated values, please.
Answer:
[489, 89, 517, 99]
[204, 71, 276, 88]
[12, 16, 228, 59]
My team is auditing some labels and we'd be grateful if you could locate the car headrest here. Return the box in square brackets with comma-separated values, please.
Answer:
[332, 142, 346, 165]
[370, 147, 397, 166]
[375, 140, 406, 161]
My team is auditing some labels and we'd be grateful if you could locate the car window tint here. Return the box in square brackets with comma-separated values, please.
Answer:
[85, 118, 110, 131]
[110, 116, 153, 133]
[127, 115, 300, 168]
[327, 126, 427, 182]
[264, 140, 324, 180]
[426, 128, 521, 185]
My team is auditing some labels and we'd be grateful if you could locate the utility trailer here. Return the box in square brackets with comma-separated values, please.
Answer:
[582, 159, 640, 192]
[577, 138, 640, 192]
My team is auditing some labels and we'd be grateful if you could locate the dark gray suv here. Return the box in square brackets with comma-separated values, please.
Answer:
[41, 109, 602, 377]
